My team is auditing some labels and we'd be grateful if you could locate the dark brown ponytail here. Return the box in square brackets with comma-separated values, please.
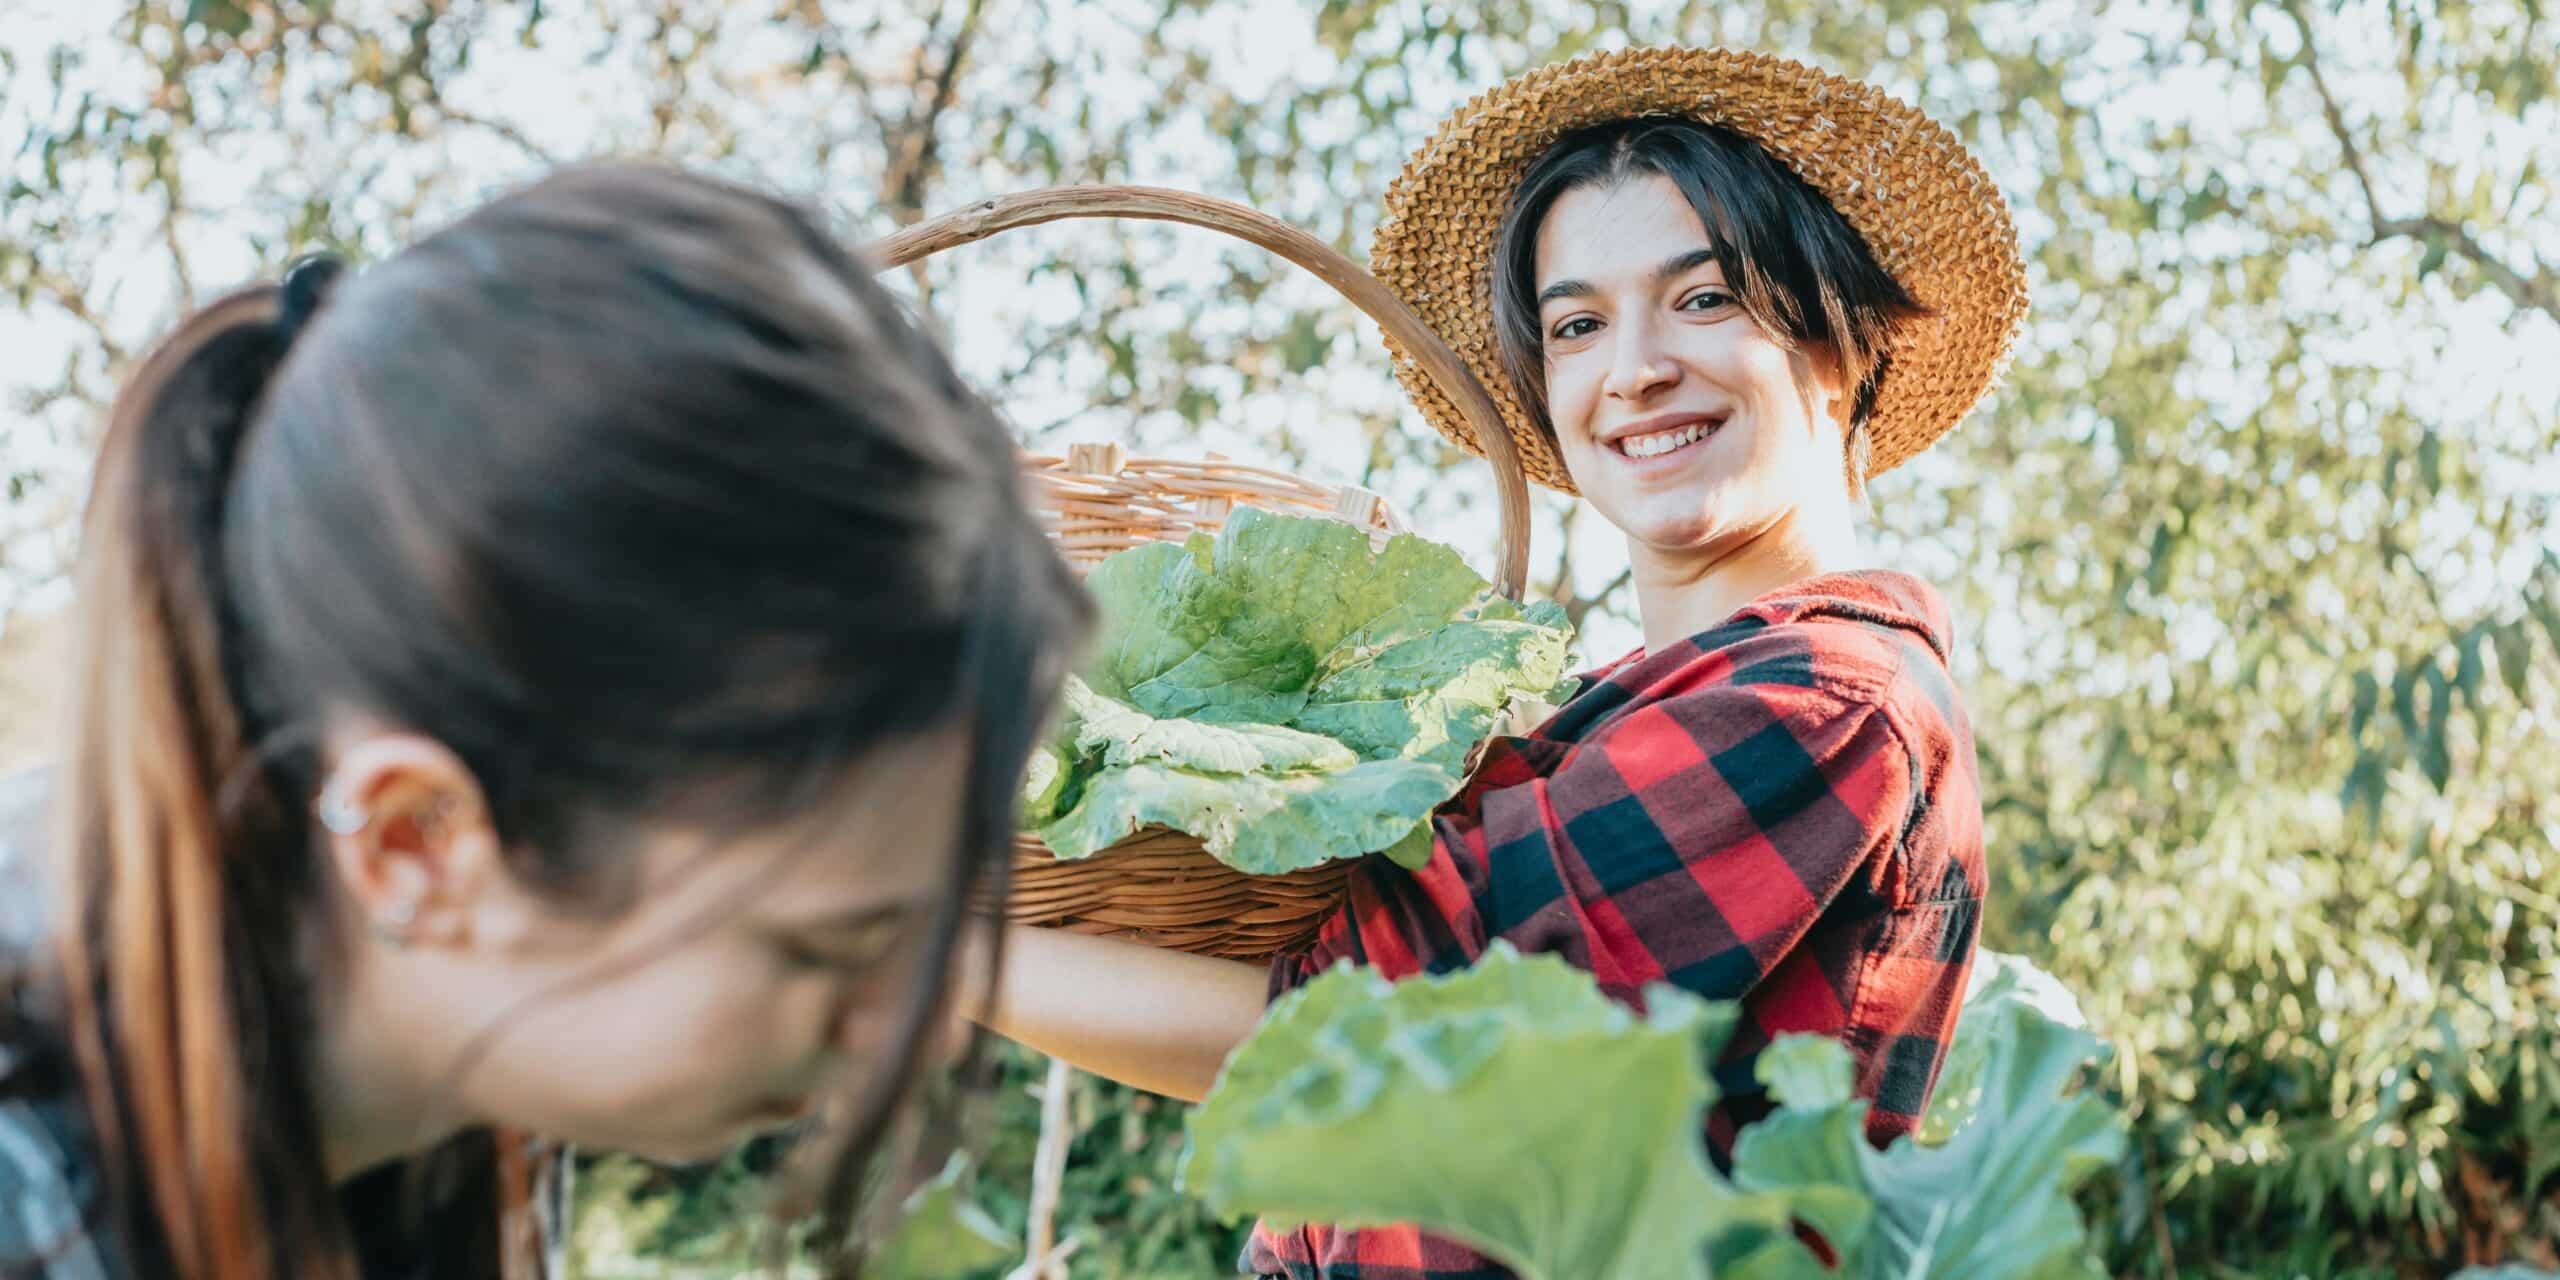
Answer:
[54, 283, 355, 1280]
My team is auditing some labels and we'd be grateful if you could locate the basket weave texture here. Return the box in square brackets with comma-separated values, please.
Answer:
[1008, 443, 1402, 960]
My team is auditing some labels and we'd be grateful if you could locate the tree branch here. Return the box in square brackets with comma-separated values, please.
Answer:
[2373, 215, 2560, 318]
[883, 0, 990, 314]
[430, 101, 561, 165]
[30, 266, 127, 367]
[1562, 566, 1633, 632]
[148, 6, 198, 312]
[889, 0, 986, 217]
[2283, 1, 2385, 222]
[160, 202, 194, 312]
[993, 317, 1087, 394]
[2283, 0, 2558, 323]
[1543, 500, 1580, 602]
[1544, 502, 1633, 630]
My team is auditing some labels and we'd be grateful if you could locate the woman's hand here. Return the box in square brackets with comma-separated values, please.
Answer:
[970, 925, 1272, 1102]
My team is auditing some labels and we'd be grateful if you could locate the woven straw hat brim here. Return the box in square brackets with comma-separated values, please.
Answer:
[1370, 46, 2030, 494]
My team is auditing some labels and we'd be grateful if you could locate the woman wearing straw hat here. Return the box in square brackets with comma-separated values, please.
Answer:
[980, 46, 2021, 1277]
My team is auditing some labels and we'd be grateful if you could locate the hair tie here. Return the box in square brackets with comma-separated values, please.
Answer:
[278, 254, 347, 346]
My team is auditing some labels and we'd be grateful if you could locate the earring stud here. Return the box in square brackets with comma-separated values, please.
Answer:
[316, 789, 368, 837]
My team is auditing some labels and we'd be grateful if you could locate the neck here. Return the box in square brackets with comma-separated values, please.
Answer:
[312, 934, 468, 1182]
[1630, 499, 1866, 652]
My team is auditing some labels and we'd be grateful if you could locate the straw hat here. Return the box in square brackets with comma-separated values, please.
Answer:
[1370, 46, 2029, 494]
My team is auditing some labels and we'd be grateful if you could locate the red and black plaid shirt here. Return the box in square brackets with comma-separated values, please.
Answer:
[1242, 571, 1986, 1280]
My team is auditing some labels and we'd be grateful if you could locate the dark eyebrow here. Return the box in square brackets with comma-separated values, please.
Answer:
[1655, 247, 1722, 284]
[1535, 247, 1724, 309]
[1536, 277, 1595, 307]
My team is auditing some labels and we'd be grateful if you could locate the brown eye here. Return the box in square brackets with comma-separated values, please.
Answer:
[1552, 316, 1601, 340]
[1679, 289, 1735, 313]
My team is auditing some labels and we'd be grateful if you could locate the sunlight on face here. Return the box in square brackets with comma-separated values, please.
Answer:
[1534, 175, 1852, 557]
[401, 736, 978, 1164]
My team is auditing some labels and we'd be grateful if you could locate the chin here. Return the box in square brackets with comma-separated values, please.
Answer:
[1603, 499, 1723, 552]
[1578, 470, 1721, 540]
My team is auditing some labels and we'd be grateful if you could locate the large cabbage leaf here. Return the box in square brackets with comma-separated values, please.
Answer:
[1034, 510, 1572, 875]
[1720, 955, 2126, 1280]
[1915, 951, 2096, 1144]
[1180, 948, 2124, 1280]
[1177, 943, 1756, 1279]
[1037, 743, 1457, 874]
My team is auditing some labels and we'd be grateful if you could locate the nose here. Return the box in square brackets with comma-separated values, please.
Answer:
[1601, 314, 1679, 404]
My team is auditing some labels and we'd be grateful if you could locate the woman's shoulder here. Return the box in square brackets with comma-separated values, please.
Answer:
[1593, 571, 1956, 699]
[1722, 568, 1955, 681]
[1548, 571, 1970, 758]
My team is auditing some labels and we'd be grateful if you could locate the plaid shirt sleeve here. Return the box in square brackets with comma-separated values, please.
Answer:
[1245, 590, 1985, 1279]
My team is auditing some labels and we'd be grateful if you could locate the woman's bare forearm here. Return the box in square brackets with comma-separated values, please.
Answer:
[974, 924, 1270, 1102]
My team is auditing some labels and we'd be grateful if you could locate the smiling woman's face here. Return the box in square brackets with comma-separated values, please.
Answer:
[1535, 174, 1855, 557]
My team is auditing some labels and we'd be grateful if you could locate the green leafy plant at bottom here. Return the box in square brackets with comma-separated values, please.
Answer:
[568, 1149, 1011, 1280]
[866, 1157, 1015, 1280]
[1176, 945, 2128, 1280]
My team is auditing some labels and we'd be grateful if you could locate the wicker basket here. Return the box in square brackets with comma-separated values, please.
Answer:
[1026, 444, 1407, 567]
[868, 186, 1532, 961]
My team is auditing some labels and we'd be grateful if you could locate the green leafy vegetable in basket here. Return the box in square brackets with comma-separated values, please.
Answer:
[1177, 945, 2126, 1280]
[1025, 508, 1574, 876]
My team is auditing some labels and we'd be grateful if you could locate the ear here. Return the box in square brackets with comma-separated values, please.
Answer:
[315, 733, 501, 951]
[1790, 343, 1857, 436]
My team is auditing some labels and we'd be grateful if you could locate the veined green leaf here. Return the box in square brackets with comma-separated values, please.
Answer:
[1020, 741, 1069, 827]
[1039, 757, 1451, 874]
[1724, 953, 2121, 1280]
[1068, 678, 1357, 775]
[1853, 1003, 2121, 1278]
[1178, 944, 1741, 1280]
[1040, 510, 1574, 875]
[866, 1156, 1016, 1280]
[1182, 948, 2122, 1280]
[1080, 510, 1493, 722]
[1297, 618, 1571, 773]
[1919, 952, 2093, 1142]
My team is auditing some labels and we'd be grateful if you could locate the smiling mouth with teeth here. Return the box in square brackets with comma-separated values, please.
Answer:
[1611, 417, 1723, 459]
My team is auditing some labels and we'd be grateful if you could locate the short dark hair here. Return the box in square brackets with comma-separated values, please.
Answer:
[1490, 118, 1926, 492]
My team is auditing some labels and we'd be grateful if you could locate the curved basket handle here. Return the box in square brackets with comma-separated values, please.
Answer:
[865, 185, 1533, 602]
